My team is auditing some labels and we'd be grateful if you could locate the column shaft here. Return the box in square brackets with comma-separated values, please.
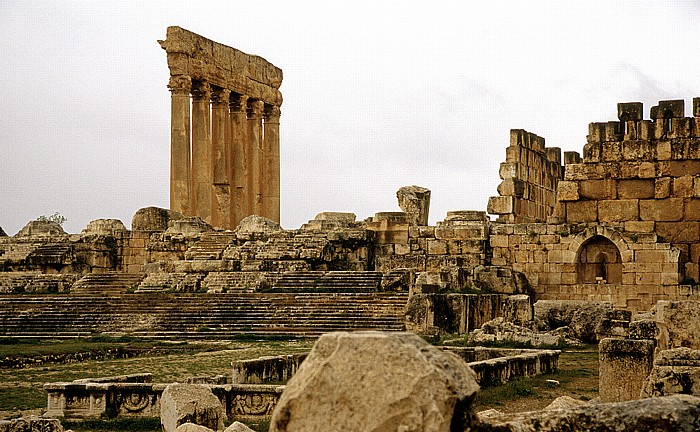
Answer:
[263, 105, 281, 223]
[247, 100, 265, 216]
[168, 75, 192, 215]
[230, 95, 249, 227]
[210, 88, 231, 228]
[191, 81, 212, 224]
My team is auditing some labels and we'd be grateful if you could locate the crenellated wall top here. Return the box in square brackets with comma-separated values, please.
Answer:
[159, 26, 283, 106]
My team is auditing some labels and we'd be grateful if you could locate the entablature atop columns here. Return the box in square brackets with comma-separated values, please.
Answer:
[160, 26, 283, 107]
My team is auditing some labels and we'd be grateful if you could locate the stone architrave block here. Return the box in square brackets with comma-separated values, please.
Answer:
[161, 384, 225, 432]
[599, 338, 655, 403]
[269, 331, 479, 432]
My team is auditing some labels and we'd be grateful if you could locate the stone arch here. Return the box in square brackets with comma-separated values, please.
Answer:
[575, 235, 623, 284]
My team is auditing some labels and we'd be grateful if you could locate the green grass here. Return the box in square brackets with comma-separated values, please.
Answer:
[62, 417, 161, 432]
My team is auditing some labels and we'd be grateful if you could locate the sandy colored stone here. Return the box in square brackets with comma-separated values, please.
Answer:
[642, 347, 700, 398]
[236, 215, 282, 234]
[598, 338, 654, 403]
[81, 219, 127, 236]
[314, 212, 356, 222]
[174, 424, 215, 432]
[223, 422, 255, 432]
[132, 206, 184, 231]
[556, 181, 579, 201]
[161, 384, 225, 432]
[397, 185, 431, 226]
[15, 220, 66, 237]
[544, 395, 588, 411]
[471, 395, 700, 432]
[269, 331, 479, 432]
[166, 217, 213, 236]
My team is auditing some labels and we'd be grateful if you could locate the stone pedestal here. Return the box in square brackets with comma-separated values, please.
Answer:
[599, 338, 655, 402]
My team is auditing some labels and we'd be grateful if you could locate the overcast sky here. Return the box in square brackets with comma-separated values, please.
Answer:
[1, 1, 699, 235]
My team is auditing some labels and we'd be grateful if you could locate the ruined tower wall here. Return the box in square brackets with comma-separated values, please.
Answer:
[487, 130, 563, 223]
[555, 99, 700, 283]
[160, 27, 282, 229]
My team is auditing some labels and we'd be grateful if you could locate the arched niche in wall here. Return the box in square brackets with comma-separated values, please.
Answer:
[576, 235, 622, 284]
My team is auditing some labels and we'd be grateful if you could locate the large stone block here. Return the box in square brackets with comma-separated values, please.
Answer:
[269, 331, 479, 432]
[565, 201, 597, 223]
[599, 338, 655, 403]
[598, 199, 639, 223]
[579, 179, 617, 200]
[618, 102, 643, 122]
[639, 198, 684, 221]
[617, 179, 655, 199]
[641, 347, 700, 398]
[556, 181, 579, 201]
[132, 207, 184, 232]
[160, 384, 225, 432]
[487, 196, 514, 215]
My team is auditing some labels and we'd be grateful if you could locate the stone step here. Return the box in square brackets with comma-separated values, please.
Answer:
[184, 232, 238, 260]
[71, 273, 146, 294]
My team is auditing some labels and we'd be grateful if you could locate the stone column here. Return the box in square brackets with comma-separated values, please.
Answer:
[247, 100, 265, 216]
[263, 105, 281, 223]
[191, 81, 212, 224]
[167, 75, 192, 215]
[230, 94, 249, 227]
[210, 87, 231, 228]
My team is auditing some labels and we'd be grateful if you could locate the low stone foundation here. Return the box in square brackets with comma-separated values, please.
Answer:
[443, 347, 559, 387]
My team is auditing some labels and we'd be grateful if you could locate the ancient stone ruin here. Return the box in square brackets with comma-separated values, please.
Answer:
[160, 26, 282, 228]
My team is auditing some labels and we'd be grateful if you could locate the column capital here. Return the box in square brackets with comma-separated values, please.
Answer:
[230, 94, 249, 113]
[247, 100, 265, 118]
[264, 105, 281, 121]
[168, 75, 192, 95]
[211, 88, 231, 107]
[191, 81, 212, 101]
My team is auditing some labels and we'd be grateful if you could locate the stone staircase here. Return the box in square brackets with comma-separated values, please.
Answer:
[269, 271, 384, 292]
[0, 292, 409, 339]
[201, 272, 277, 293]
[71, 273, 146, 295]
[185, 232, 238, 260]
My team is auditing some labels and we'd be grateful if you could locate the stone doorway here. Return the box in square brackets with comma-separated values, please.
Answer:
[576, 235, 622, 284]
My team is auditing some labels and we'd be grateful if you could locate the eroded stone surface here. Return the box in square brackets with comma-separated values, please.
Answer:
[15, 220, 66, 237]
[397, 185, 431, 226]
[166, 217, 213, 236]
[642, 347, 700, 398]
[236, 215, 282, 234]
[598, 338, 654, 403]
[269, 331, 479, 432]
[132, 207, 184, 232]
[82, 219, 127, 235]
[160, 384, 225, 432]
[224, 422, 255, 432]
[471, 394, 700, 432]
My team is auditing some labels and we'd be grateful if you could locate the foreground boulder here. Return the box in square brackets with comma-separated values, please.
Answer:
[472, 394, 700, 432]
[161, 384, 225, 432]
[269, 331, 479, 432]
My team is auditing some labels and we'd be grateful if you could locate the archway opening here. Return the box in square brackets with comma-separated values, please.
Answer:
[576, 236, 622, 284]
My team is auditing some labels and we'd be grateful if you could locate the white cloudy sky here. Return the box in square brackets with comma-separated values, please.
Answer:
[1, 1, 699, 235]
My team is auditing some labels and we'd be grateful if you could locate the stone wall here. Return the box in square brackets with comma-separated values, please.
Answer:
[488, 129, 564, 223]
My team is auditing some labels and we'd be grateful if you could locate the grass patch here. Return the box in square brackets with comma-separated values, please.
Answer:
[62, 417, 161, 432]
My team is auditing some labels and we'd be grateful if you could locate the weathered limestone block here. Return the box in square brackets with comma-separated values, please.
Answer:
[565, 201, 597, 223]
[618, 102, 644, 122]
[471, 317, 564, 348]
[556, 181, 579, 201]
[132, 207, 184, 232]
[599, 338, 655, 403]
[174, 423, 215, 432]
[314, 212, 355, 222]
[651, 99, 685, 119]
[639, 198, 684, 221]
[653, 300, 700, 351]
[497, 178, 525, 197]
[224, 422, 255, 432]
[15, 220, 66, 237]
[269, 331, 479, 432]
[160, 384, 225, 432]
[81, 219, 128, 236]
[487, 196, 514, 214]
[236, 215, 281, 234]
[472, 265, 529, 294]
[642, 347, 700, 398]
[502, 294, 533, 325]
[397, 185, 431, 226]
[471, 395, 700, 432]
[544, 395, 588, 411]
[0, 417, 63, 432]
[166, 217, 213, 236]
[535, 300, 612, 343]
[595, 310, 632, 340]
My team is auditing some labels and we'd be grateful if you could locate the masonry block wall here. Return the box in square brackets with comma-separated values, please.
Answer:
[488, 129, 564, 223]
[490, 98, 700, 311]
